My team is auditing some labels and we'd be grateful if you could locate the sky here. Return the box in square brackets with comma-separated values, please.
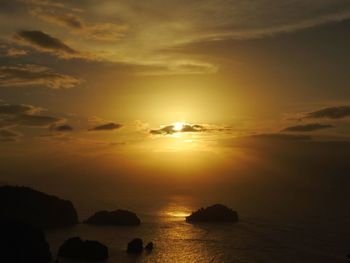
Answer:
[1, 0, 350, 213]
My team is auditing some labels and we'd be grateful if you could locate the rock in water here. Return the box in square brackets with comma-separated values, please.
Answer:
[127, 238, 143, 254]
[84, 210, 141, 226]
[186, 204, 238, 223]
[145, 242, 154, 252]
[0, 221, 52, 263]
[0, 186, 78, 228]
[58, 237, 108, 261]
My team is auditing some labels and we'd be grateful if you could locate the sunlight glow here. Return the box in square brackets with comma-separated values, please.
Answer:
[173, 122, 186, 131]
[166, 211, 191, 218]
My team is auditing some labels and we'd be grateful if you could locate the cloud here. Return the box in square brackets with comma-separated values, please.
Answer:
[0, 42, 29, 57]
[14, 30, 75, 55]
[20, 0, 66, 9]
[150, 125, 175, 135]
[89, 122, 122, 131]
[0, 102, 63, 128]
[23, 0, 350, 43]
[75, 1, 350, 56]
[181, 124, 205, 132]
[5, 114, 62, 127]
[50, 124, 74, 132]
[250, 133, 312, 141]
[139, 60, 218, 75]
[305, 106, 350, 119]
[13, 30, 91, 59]
[282, 123, 334, 132]
[0, 101, 68, 142]
[0, 48, 28, 57]
[0, 129, 21, 142]
[29, 7, 128, 41]
[5, 0, 350, 73]
[0, 64, 81, 89]
[150, 123, 205, 135]
[0, 104, 41, 115]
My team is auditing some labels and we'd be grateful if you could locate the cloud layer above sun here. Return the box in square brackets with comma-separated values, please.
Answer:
[1, 0, 350, 73]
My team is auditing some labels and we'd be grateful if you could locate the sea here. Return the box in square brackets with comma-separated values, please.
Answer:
[46, 194, 350, 263]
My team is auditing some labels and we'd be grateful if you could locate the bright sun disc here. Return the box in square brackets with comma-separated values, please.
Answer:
[173, 122, 185, 131]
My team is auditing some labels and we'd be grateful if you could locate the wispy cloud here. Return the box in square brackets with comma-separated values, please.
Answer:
[29, 7, 128, 41]
[23, 0, 128, 41]
[0, 101, 63, 129]
[89, 122, 122, 131]
[0, 129, 21, 142]
[250, 133, 312, 141]
[305, 106, 350, 119]
[50, 124, 74, 132]
[13, 30, 87, 59]
[0, 64, 81, 89]
[4, 114, 62, 127]
[7, 0, 346, 75]
[282, 123, 334, 132]
[0, 103, 42, 115]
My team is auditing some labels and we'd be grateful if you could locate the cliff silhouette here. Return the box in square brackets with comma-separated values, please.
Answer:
[0, 186, 78, 228]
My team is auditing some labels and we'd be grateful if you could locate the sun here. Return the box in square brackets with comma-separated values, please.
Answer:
[173, 122, 186, 131]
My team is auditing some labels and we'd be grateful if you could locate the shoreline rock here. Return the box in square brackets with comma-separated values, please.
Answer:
[127, 238, 143, 254]
[145, 242, 154, 252]
[0, 221, 52, 263]
[57, 237, 108, 261]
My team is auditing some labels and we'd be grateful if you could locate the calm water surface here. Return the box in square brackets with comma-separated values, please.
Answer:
[46, 195, 350, 263]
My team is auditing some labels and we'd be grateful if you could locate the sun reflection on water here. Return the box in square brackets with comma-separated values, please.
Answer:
[165, 210, 191, 218]
[159, 195, 195, 221]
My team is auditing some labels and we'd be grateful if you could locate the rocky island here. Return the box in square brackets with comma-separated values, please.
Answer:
[186, 204, 238, 223]
[84, 209, 141, 226]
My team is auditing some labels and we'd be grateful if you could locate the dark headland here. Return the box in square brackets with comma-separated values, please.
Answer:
[0, 186, 78, 228]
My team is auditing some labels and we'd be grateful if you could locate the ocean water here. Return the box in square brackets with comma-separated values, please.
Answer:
[46, 195, 350, 263]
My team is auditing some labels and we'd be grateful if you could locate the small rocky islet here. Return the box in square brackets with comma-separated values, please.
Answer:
[127, 238, 154, 254]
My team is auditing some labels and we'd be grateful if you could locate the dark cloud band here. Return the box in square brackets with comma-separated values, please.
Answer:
[89, 122, 122, 131]
[282, 123, 333, 132]
[306, 106, 350, 119]
[51, 124, 74, 132]
[150, 123, 205, 135]
[15, 30, 76, 54]
[0, 64, 81, 89]
[0, 129, 21, 142]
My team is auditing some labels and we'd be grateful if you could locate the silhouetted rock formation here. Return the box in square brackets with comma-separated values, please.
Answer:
[57, 237, 108, 261]
[0, 221, 52, 263]
[145, 242, 154, 252]
[0, 186, 78, 228]
[186, 204, 238, 223]
[84, 210, 141, 226]
[127, 238, 143, 254]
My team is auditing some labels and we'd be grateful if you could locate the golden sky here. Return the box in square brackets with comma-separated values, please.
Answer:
[1, 0, 350, 193]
